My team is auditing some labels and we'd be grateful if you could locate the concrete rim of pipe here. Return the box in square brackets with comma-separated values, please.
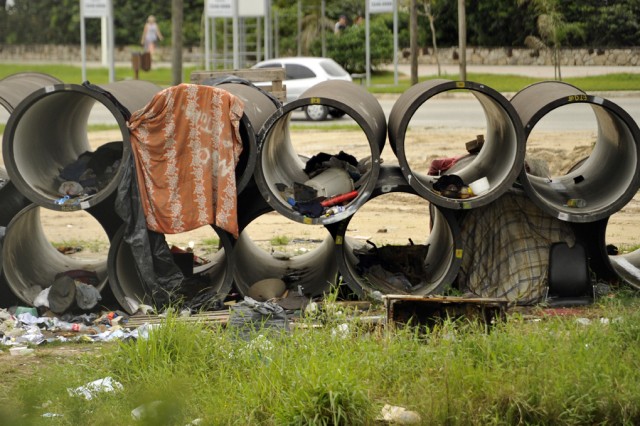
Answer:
[2, 82, 159, 212]
[231, 183, 338, 298]
[0, 72, 63, 112]
[107, 224, 234, 315]
[327, 165, 462, 299]
[512, 83, 640, 223]
[1, 204, 110, 306]
[255, 80, 386, 225]
[388, 79, 526, 210]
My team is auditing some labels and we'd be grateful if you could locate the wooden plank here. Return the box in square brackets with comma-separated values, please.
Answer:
[190, 67, 287, 102]
[190, 68, 285, 84]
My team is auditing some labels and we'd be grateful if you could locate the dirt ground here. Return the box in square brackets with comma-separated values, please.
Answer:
[21, 126, 640, 261]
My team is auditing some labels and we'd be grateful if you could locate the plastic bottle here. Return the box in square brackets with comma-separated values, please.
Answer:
[566, 198, 587, 208]
[324, 206, 346, 216]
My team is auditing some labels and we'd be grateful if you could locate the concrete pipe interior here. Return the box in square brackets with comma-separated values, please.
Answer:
[256, 80, 386, 225]
[231, 210, 338, 299]
[330, 167, 461, 298]
[387, 79, 525, 210]
[2, 81, 160, 211]
[514, 95, 640, 223]
[1, 204, 110, 306]
[108, 224, 233, 314]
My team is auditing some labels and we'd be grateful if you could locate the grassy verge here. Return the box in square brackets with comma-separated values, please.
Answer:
[1, 63, 638, 94]
[2, 290, 640, 425]
[367, 70, 640, 94]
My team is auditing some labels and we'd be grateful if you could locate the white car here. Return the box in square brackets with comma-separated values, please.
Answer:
[252, 56, 353, 121]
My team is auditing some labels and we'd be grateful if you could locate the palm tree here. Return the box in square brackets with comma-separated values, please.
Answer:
[518, 0, 585, 80]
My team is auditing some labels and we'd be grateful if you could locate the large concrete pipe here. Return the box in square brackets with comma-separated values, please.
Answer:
[2, 80, 161, 211]
[202, 81, 281, 193]
[230, 183, 338, 298]
[511, 81, 640, 223]
[1, 204, 111, 306]
[388, 79, 525, 210]
[255, 80, 387, 225]
[327, 165, 462, 299]
[107, 224, 234, 314]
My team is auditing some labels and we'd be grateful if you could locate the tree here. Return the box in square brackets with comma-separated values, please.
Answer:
[320, 18, 393, 73]
[422, 0, 441, 76]
[518, 0, 585, 80]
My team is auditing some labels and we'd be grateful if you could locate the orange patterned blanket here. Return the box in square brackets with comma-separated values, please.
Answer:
[128, 83, 244, 238]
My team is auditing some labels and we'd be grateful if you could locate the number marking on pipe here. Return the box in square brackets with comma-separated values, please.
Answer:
[567, 94, 588, 102]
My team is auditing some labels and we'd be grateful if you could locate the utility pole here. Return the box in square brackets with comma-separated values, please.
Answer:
[410, 0, 418, 85]
[172, 0, 184, 85]
[458, 0, 466, 80]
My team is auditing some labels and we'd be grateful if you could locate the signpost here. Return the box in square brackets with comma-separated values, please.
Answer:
[80, 0, 115, 82]
[365, 0, 398, 86]
[204, 0, 267, 70]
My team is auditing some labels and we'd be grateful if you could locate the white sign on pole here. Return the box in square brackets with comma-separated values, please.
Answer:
[207, 0, 234, 18]
[82, 0, 109, 18]
[239, 0, 265, 17]
[369, 0, 393, 14]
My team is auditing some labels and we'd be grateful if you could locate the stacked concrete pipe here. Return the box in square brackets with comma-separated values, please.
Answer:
[388, 79, 526, 210]
[1, 80, 162, 309]
[510, 81, 640, 291]
[3, 80, 161, 210]
[106, 82, 281, 314]
[0, 72, 63, 306]
[255, 79, 387, 224]
[327, 165, 463, 299]
[511, 81, 640, 223]
[230, 183, 339, 299]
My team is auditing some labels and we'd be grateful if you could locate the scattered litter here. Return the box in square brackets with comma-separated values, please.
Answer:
[131, 400, 164, 421]
[42, 413, 64, 418]
[378, 404, 421, 424]
[67, 376, 123, 400]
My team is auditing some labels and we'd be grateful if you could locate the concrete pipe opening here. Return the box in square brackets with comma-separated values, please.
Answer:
[108, 224, 234, 314]
[388, 79, 525, 210]
[230, 184, 338, 300]
[201, 82, 281, 193]
[511, 81, 640, 223]
[2, 204, 111, 307]
[255, 80, 387, 225]
[329, 166, 462, 299]
[2, 81, 161, 211]
[572, 201, 640, 291]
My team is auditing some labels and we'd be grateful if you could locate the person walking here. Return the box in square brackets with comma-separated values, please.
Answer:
[141, 15, 163, 56]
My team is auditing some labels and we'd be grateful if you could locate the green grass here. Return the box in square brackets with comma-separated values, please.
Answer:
[2, 292, 640, 425]
[368, 70, 640, 93]
[270, 235, 290, 246]
[0, 63, 200, 87]
[1, 63, 638, 93]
